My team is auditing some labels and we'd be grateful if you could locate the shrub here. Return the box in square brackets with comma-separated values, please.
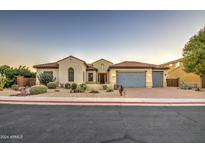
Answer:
[106, 87, 114, 92]
[29, 85, 48, 95]
[11, 84, 19, 91]
[71, 83, 77, 90]
[89, 89, 99, 93]
[65, 83, 71, 89]
[60, 83, 64, 88]
[180, 83, 189, 90]
[47, 82, 57, 89]
[114, 84, 120, 90]
[80, 83, 87, 91]
[37, 72, 56, 85]
[0, 74, 7, 91]
[102, 84, 108, 90]
[195, 87, 201, 91]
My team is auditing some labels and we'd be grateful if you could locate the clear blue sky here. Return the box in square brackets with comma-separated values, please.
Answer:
[0, 11, 205, 68]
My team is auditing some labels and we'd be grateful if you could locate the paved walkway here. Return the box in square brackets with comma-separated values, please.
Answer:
[0, 96, 205, 106]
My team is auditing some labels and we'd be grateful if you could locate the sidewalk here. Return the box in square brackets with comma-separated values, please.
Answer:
[0, 96, 205, 106]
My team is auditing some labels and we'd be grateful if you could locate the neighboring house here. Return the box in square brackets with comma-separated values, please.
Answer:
[33, 55, 168, 88]
[161, 58, 205, 88]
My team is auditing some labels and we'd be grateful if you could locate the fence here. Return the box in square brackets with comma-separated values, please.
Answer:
[16, 76, 36, 87]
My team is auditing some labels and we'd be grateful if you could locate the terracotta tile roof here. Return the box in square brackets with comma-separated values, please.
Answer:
[109, 61, 168, 69]
[33, 62, 59, 69]
[86, 64, 98, 71]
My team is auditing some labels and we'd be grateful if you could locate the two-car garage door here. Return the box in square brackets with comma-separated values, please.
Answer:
[116, 71, 164, 88]
[117, 72, 146, 88]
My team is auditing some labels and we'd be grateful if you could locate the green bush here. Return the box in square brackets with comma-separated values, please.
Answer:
[102, 84, 108, 90]
[71, 83, 78, 90]
[0, 65, 36, 87]
[89, 89, 99, 93]
[11, 84, 19, 91]
[47, 82, 57, 89]
[80, 83, 87, 91]
[195, 87, 201, 91]
[106, 87, 114, 92]
[60, 83, 64, 88]
[0, 74, 7, 91]
[29, 85, 48, 95]
[65, 83, 71, 89]
[37, 72, 56, 85]
[114, 84, 120, 90]
[180, 83, 189, 90]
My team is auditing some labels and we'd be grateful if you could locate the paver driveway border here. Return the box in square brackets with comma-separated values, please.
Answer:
[0, 96, 205, 106]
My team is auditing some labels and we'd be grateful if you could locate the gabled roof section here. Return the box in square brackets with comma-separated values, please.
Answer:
[57, 55, 87, 65]
[33, 62, 59, 69]
[109, 61, 168, 69]
[92, 58, 113, 64]
[161, 58, 183, 66]
[33, 55, 87, 69]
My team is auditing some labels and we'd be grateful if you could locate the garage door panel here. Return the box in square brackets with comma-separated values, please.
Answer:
[117, 72, 146, 88]
[152, 71, 163, 87]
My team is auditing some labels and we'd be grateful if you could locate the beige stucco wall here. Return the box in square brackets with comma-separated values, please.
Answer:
[166, 67, 201, 87]
[92, 59, 113, 73]
[58, 57, 86, 84]
[109, 68, 155, 88]
[165, 62, 202, 87]
[36, 68, 59, 84]
[86, 71, 97, 83]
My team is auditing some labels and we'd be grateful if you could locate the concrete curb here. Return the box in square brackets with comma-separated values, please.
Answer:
[0, 96, 205, 106]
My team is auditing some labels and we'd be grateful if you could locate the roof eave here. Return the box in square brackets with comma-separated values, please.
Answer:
[109, 66, 168, 69]
[33, 66, 59, 69]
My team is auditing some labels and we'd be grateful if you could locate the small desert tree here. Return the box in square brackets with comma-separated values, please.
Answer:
[38, 72, 56, 85]
[183, 27, 205, 76]
[0, 74, 7, 91]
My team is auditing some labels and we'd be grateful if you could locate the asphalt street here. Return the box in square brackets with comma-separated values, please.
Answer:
[0, 104, 205, 142]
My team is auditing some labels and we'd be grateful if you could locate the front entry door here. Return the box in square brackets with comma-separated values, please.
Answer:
[99, 73, 106, 84]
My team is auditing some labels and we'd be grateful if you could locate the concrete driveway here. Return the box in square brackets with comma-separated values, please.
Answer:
[124, 87, 205, 98]
[1, 104, 205, 142]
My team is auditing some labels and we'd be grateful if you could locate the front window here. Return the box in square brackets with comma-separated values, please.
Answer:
[88, 73, 93, 82]
[68, 67, 74, 82]
[101, 63, 104, 70]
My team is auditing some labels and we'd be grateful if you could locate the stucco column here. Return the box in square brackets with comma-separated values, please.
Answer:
[110, 69, 116, 85]
[163, 71, 167, 87]
[146, 70, 153, 88]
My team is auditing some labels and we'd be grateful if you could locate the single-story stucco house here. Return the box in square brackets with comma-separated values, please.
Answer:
[33, 55, 168, 88]
[161, 58, 205, 88]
